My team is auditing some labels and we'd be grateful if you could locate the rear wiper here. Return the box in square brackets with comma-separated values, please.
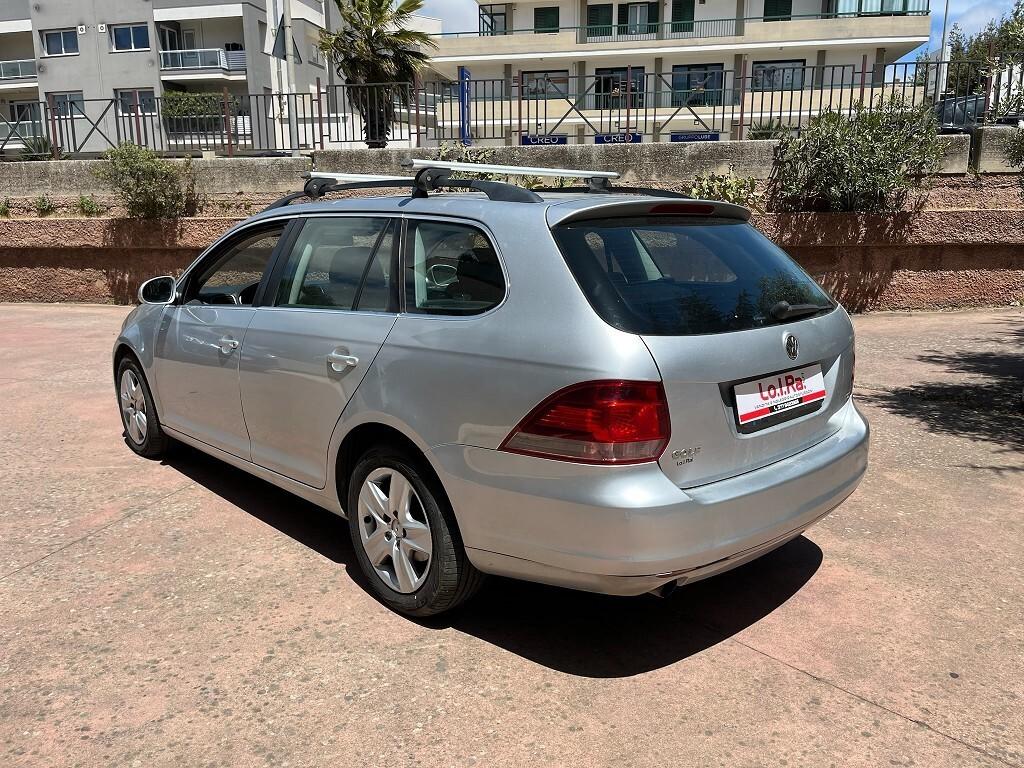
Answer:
[769, 301, 832, 322]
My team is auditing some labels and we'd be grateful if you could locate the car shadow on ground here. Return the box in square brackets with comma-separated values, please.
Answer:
[860, 319, 1024, 467]
[164, 443, 823, 678]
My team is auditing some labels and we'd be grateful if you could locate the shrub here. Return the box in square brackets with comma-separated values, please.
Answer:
[1003, 127, 1024, 200]
[76, 194, 105, 217]
[433, 141, 543, 188]
[0, 197, 9, 218]
[690, 164, 758, 208]
[20, 136, 64, 161]
[747, 119, 789, 140]
[93, 142, 201, 219]
[765, 96, 942, 213]
[34, 194, 55, 217]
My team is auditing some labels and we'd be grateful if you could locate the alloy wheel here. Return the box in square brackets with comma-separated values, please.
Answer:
[357, 467, 433, 593]
[119, 369, 148, 445]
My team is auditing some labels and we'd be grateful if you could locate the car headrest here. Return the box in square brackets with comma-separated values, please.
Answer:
[329, 246, 372, 284]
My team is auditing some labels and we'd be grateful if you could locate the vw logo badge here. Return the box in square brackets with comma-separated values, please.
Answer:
[785, 334, 799, 360]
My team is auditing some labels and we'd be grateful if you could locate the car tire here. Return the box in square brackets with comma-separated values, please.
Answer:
[116, 355, 169, 459]
[347, 446, 484, 617]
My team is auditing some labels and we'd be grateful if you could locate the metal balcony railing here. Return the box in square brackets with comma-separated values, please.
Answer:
[0, 59, 37, 80]
[159, 49, 246, 72]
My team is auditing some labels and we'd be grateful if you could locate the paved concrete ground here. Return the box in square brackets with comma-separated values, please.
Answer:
[0, 304, 1021, 768]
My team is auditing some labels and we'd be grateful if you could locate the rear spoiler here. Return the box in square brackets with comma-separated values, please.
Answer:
[546, 198, 751, 227]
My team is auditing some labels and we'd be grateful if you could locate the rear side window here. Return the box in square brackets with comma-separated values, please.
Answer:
[552, 216, 834, 335]
[274, 217, 393, 311]
[404, 220, 504, 316]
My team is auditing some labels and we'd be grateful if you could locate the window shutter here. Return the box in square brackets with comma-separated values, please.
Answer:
[764, 0, 792, 20]
[671, 0, 694, 31]
[617, 3, 629, 33]
[587, 4, 613, 35]
[534, 6, 560, 31]
[647, 2, 660, 25]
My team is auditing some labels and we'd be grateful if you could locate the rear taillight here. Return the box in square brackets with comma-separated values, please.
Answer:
[499, 380, 670, 464]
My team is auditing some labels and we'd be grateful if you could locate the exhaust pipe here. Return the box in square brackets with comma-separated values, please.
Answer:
[649, 580, 679, 598]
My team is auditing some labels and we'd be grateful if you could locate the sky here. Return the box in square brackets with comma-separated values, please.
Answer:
[416, 0, 1018, 56]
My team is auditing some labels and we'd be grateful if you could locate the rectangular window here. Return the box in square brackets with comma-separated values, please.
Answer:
[763, 0, 793, 20]
[594, 66, 646, 109]
[752, 60, 806, 90]
[404, 221, 504, 316]
[159, 26, 180, 50]
[671, 0, 695, 32]
[42, 29, 79, 56]
[111, 23, 150, 51]
[479, 4, 508, 34]
[552, 216, 833, 336]
[617, 3, 659, 35]
[672, 64, 724, 107]
[116, 89, 156, 115]
[49, 91, 84, 117]
[533, 7, 560, 32]
[275, 217, 395, 311]
[521, 70, 570, 99]
[586, 4, 613, 36]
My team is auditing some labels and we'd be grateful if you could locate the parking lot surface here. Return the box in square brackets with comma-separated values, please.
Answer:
[0, 303, 1021, 767]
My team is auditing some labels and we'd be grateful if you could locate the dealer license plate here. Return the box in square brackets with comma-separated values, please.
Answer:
[734, 364, 826, 426]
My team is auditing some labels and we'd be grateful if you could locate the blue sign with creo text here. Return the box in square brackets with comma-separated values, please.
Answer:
[520, 134, 569, 146]
[594, 132, 642, 145]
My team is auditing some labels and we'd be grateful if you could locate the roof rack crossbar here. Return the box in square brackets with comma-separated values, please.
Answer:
[411, 167, 542, 203]
[402, 158, 620, 181]
[262, 175, 413, 211]
[530, 185, 692, 199]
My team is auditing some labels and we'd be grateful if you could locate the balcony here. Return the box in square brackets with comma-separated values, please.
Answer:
[432, 3, 930, 64]
[159, 49, 247, 80]
[0, 59, 36, 82]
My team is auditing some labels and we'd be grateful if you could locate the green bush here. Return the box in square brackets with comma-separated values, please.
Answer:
[160, 90, 229, 118]
[765, 97, 942, 213]
[20, 136, 64, 161]
[433, 141, 543, 188]
[76, 194, 105, 217]
[747, 119, 789, 140]
[93, 142, 201, 219]
[34, 195, 55, 217]
[0, 197, 10, 218]
[690, 164, 758, 209]
[1003, 127, 1024, 168]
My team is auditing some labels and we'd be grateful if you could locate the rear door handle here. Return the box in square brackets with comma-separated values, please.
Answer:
[219, 336, 240, 353]
[327, 350, 359, 371]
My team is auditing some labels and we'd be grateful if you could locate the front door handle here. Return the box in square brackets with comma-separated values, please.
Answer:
[327, 350, 359, 372]
[219, 336, 240, 354]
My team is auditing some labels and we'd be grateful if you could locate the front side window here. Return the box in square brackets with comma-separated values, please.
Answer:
[186, 226, 284, 306]
[404, 221, 504, 316]
[752, 60, 806, 91]
[552, 216, 834, 335]
[43, 29, 79, 56]
[111, 24, 150, 51]
[274, 217, 394, 311]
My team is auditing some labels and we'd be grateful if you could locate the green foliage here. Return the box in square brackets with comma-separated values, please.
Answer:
[747, 119, 789, 140]
[943, 0, 1024, 96]
[690, 165, 758, 208]
[34, 194, 55, 217]
[160, 90, 226, 118]
[93, 142, 201, 219]
[20, 136, 64, 161]
[433, 142, 543, 188]
[318, 0, 437, 147]
[76, 194, 105, 217]
[0, 198, 9, 218]
[1003, 128, 1024, 200]
[765, 97, 942, 213]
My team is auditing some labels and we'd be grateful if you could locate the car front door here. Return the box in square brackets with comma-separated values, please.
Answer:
[154, 221, 289, 459]
[238, 215, 399, 488]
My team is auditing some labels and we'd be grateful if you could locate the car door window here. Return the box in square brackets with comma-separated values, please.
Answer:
[274, 217, 394, 311]
[404, 220, 504, 315]
[186, 225, 285, 306]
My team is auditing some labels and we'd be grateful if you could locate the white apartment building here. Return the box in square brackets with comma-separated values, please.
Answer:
[427, 0, 931, 142]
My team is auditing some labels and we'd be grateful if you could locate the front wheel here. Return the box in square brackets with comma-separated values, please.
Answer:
[117, 356, 168, 459]
[348, 447, 484, 616]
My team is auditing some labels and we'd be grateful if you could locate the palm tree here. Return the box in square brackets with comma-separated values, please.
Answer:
[319, 0, 436, 148]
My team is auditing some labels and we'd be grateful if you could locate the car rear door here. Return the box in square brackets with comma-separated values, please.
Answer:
[550, 210, 856, 488]
[154, 221, 290, 459]
[238, 215, 399, 488]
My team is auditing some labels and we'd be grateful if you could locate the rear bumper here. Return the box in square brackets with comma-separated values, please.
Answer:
[430, 399, 869, 596]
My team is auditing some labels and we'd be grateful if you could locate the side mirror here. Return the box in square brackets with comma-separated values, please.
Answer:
[138, 275, 176, 305]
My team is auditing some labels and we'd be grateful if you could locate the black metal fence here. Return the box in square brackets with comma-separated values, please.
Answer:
[1, 56, 1021, 157]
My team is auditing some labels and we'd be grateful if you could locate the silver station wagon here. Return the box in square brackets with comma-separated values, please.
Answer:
[114, 160, 869, 617]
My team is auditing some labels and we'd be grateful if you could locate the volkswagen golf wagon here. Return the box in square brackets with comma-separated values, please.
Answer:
[114, 162, 869, 617]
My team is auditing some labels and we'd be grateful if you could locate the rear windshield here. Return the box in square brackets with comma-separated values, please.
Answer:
[552, 216, 835, 336]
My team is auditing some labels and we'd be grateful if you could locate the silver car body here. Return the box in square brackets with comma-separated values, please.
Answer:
[115, 192, 869, 596]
